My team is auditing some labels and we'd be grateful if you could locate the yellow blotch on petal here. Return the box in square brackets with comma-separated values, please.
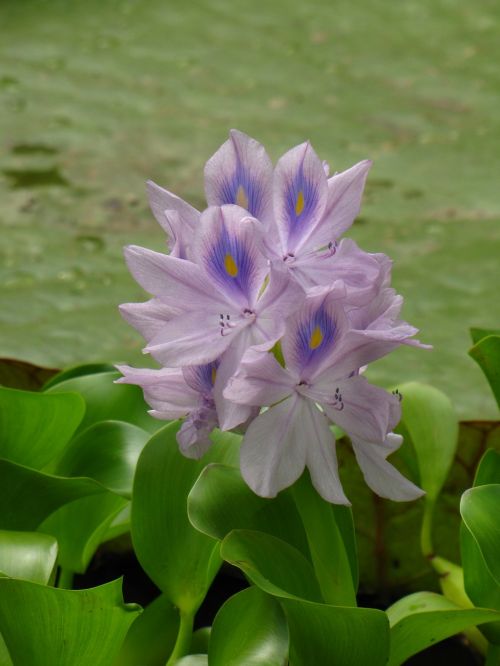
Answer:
[236, 185, 249, 209]
[295, 190, 305, 216]
[224, 253, 239, 277]
[309, 326, 323, 350]
[211, 366, 217, 385]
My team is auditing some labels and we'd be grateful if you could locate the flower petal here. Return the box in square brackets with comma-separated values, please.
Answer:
[192, 205, 268, 308]
[273, 142, 328, 254]
[310, 159, 372, 246]
[123, 245, 228, 311]
[224, 348, 293, 407]
[240, 395, 307, 498]
[204, 129, 273, 222]
[308, 375, 399, 442]
[146, 180, 200, 234]
[119, 298, 181, 342]
[302, 401, 350, 504]
[144, 309, 238, 366]
[351, 433, 425, 501]
[289, 238, 383, 305]
[115, 365, 198, 417]
[177, 403, 218, 459]
[281, 285, 348, 378]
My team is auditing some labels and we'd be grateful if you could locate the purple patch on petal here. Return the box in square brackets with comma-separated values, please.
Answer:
[219, 165, 264, 218]
[295, 303, 337, 372]
[284, 169, 320, 241]
[182, 361, 219, 396]
[204, 224, 259, 303]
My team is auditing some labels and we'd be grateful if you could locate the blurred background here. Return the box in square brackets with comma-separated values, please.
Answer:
[1, 0, 498, 418]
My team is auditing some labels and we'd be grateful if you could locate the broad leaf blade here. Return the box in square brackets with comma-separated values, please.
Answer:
[209, 587, 288, 666]
[188, 464, 309, 557]
[114, 593, 179, 666]
[0, 578, 140, 666]
[282, 598, 389, 666]
[220, 530, 322, 602]
[0, 386, 84, 469]
[469, 335, 500, 408]
[461, 484, 500, 586]
[131, 423, 239, 612]
[0, 530, 58, 584]
[387, 591, 500, 666]
[46, 371, 159, 434]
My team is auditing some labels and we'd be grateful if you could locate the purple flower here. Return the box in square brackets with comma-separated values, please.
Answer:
[224, 286, 424, 503]
[116, 362, 219, 458]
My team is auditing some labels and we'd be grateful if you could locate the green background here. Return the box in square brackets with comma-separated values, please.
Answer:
[1, 0, 498, 417]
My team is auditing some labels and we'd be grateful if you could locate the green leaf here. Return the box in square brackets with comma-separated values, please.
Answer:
[461, 484, 500, 586]
[37, 421, 147, 572]
[282, 598, 389, 666]
[39, 494, 127, 574]
[46, 371, 159, 434]
[469, 335, 500, 409]
[188, 464, 309, 557]
[209, 587, 288, 666]
[474, 449, 500, 486]
[0, 578, 140, 666]
[0, 458, 107, 530]
[0, 386, 85, 469]
[220, 530, 322, 602]
[55, 421, 149, 498]
[0, 530, 58, 584]
[131, 423, 240, 612]
[190, 628, 211, 655]
[290, 471, 357, 606]
[396, 382, 458, 556]
[175, 657, 207, 666]
[43, 362, 117, 390]
[387, 591, 500, 666]
[114, 594, 179, 666]
[470, 328, 500, 346]
[398, 382, 458, 502]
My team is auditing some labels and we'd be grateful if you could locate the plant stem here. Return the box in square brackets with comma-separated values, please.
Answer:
[420, 498, 435, 559]
[57, 567, 74, 589]
[166, 608, 194, 666]
[291, 471, 357, 607]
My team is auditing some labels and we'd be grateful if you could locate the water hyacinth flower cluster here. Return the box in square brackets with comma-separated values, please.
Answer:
[118, 130, 428, 504]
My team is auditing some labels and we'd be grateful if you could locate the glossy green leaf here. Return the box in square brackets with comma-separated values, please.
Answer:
[387, 591, 500, 666]
[0, 386, 84, 469]
[190, 628, 211, 655]
[0, 530, 58, 584]
[175, 657, 207, 666]
[131, 423, 240, 612]
[37, 421, 147, 572]
[470, 328, 500, 346]
[209, 586, 288, 666]
[188, 464, 309, 557]
[114, 594, 179, 666]
[397, 382, 458, 557]
[43, 362, 117, 390]
[398, 382, 458, 502]
[0, 578, 140, 666]
[55, 420, 149, 498]
[0, 634, 12, 666]
[461, 484, 500, 586]
[469, 335, 500, 408]
[282, 597, 389, 666]
[0, 458, 107, 530]
[474, 448, 500, 486]
[220, 530, 322, 602]
[290, 471, 357, 606]
[46, 371, 159, 434]
[39, 494, 128, 574]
